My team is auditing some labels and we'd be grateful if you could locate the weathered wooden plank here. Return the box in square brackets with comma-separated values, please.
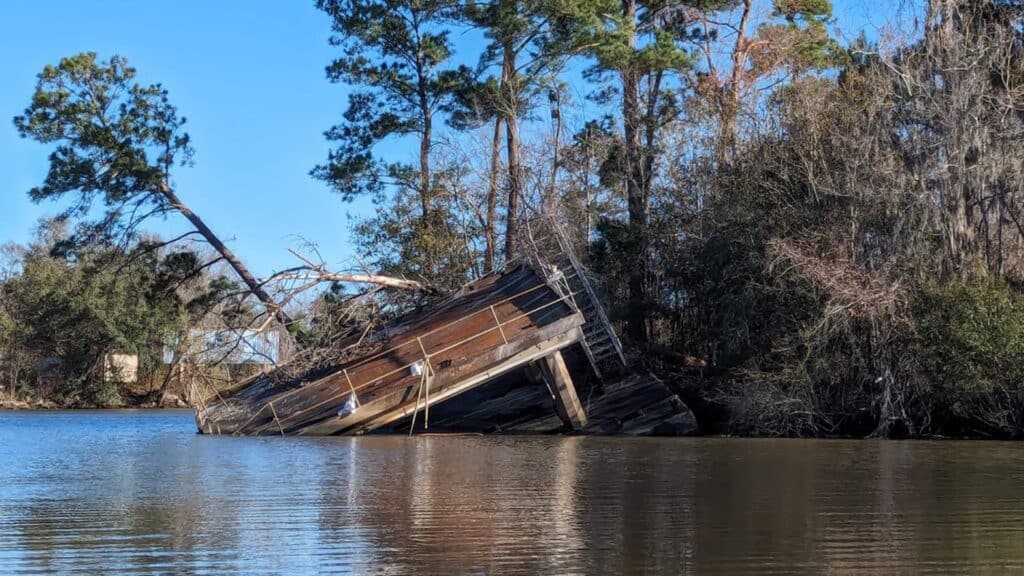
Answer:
[348, 329, 584, 435]
[275, 314, 581, 435]
[614, 395, 696, 436]
[538, 350, 587, 430]
[427, 368, 698, 436]
[420, 379, 556, 432]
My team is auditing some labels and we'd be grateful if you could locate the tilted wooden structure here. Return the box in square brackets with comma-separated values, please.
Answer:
[194, 218, 630, 436]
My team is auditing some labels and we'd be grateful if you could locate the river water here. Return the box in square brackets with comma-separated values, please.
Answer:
[0, 410, 1022, 575]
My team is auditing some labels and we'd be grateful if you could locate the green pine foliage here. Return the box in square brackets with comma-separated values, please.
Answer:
[13, 53, 192, 242]
[313, 0, 471, 208]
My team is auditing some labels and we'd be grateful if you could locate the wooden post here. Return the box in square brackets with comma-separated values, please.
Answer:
[538, 350, 587, 430]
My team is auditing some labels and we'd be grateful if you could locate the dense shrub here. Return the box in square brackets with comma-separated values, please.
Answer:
[913, 281, 1024, 435]
[0, 226, 222, 407]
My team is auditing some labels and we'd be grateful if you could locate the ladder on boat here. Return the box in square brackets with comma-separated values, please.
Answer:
[525, 218, 628, 380]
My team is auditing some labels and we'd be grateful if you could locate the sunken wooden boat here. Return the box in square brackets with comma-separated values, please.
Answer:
[194, 223, 696, 436]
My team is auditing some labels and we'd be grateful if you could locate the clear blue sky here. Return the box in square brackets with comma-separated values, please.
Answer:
[0, 1, 910, 277]
[1, 1, 376, 276]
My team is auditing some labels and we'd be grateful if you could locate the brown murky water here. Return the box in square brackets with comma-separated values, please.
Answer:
[0, 411, 1022, 575]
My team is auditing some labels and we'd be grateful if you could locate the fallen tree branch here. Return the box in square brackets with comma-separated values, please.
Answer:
[276, 271, 425, 291]
[271, 248, 426, 292]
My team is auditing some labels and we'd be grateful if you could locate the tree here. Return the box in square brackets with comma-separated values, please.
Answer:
[1, 223, 220, 406]
[314, 0, 469, 219]
[907, 0, 1024, 275]
[691, 0, 837, 160]
[464, 0, 564, 257]
[13, 53, 290, 325]
[352, 184, 477, 290]
[0, 256, 21, 399]
[447, 77, 505, 271]
[553, 0, 711, 344]
[559, 117, 624, 243]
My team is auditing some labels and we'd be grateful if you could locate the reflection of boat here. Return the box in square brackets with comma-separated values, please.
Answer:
[194, 220, 697, 437]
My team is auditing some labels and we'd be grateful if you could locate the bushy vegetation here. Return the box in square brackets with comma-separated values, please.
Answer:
[913, 281, 1024, 436]
[659, 1, 1024, 438]
[0, 224, 228, 407]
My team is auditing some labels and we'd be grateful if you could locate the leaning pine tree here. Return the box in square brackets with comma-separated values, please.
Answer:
[14, 53, 291, 325]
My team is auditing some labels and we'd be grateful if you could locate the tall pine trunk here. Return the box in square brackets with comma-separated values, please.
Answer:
[485, 117, 504, 271]
[621, 0, 648, 345]
[546, 90, 561, 213]
[419, 104, 433, 218]
[159, 183, 291, 326]
[718, 0, 753, 163]
[502, 39, 523, 258]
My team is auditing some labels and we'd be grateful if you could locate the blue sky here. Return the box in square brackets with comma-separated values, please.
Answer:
[0, 1, 910, 277]
[1, 1, 376, 276]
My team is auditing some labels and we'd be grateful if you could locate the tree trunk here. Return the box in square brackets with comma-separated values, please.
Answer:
[719, 0, 752, 163]
[502, 39, 523, 259]
[158, 183, 291, 326]
[547, 90, 561, 214]
[718, 99, 739, 162]
[279, 272, 425, 291]
[621, 0, 648, 345]
[485, 116, 504, 271]
[420, 106, 433, 218]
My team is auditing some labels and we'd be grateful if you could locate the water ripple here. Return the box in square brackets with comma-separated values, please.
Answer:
[1, 412, 1023, 574]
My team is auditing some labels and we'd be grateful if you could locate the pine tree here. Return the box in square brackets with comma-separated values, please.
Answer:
[696, 0, 837, 159]
[447, 77, 504, 271]
[13, 53, 290, 326]
[551, 0, 712, 344]
[464, 0, 564, 257]
[314, 0, 470, 219]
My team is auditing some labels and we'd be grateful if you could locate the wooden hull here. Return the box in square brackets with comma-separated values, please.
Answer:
[195, 264, 587, 436]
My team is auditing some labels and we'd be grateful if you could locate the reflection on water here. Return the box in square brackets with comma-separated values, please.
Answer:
[0, 411, 1023, 575]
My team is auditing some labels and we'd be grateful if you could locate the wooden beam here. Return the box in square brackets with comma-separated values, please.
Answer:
[538, 350, 587, 430]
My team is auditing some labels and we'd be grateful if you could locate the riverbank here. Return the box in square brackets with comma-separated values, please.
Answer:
[0, 398, 59, 411]
[0, 391, 189, 411]
[4, 368, 1023, 441]
[2, 399, 1021, 441]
